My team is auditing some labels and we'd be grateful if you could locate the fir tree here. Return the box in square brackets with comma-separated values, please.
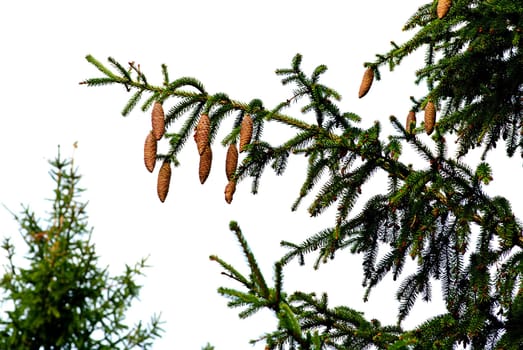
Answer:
[0, 148, 163, 349]
[81, 1, 522, 348]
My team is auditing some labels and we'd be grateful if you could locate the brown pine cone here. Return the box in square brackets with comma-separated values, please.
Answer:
[239, 114, 253, 152]
[151, 101, 165, 140]
[195, 114, 210, 155]
[358, 67, 374, 98]
[424, 101, 436, 135]
[225, 143, 238, 181]
[406, 111, 417, 134]
[437, 0, 452, 19]
[199, 144, 213, 184]
[157, 161, 172, 203]
[224, 180, 236, 204]
[144, 131, 157, 173]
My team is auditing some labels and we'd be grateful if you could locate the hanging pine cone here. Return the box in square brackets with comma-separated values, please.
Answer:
[225, 143, 238, 181]
[358, 67, 374, 98]
[195, 114, 210, 155]
[424, 101, 436, 135]
[199, 144, 213, 184]
[144, 131, 157, 173]
[224, 180, 236, 204]
[151, 101, 165, 140]
[157, 161, 172, 203]
[406, 111, 417, 134]
[239, 114, 253, 152]
[437, 0, 452, 19]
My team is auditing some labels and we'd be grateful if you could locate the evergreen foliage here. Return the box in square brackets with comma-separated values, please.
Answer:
[0, 148, 163, 349]
[82, 1, 522, 348]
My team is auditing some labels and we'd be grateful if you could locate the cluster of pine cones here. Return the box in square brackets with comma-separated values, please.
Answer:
[144, 0, 453, 204]
[358, 1, 451, 136]
[143, 101, 254, 203]
[359, 65, 437, 136]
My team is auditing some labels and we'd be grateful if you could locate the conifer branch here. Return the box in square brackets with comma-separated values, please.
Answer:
[210, 223, 406, 349]
[209, 255, 252, 289]
[228, 221, 270, 299]
[84, 22, 523, 344]
[368, 3, 523, 160]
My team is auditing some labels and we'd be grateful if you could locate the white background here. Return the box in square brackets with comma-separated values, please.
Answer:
[1, 1, 519, 349]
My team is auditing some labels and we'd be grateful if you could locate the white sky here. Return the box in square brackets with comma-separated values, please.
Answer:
[1, 1, 520, 349]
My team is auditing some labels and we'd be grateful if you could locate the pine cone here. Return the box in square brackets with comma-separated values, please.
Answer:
[437, 0, 452, 19]
[157, 161, 172, 203]
[144, 131, 157, 173]
[239, 114, 253, 152]
[151, 101, 165, 140]
[195, 114, 210, 155]
[224, 180, 236, 204]
[406, 111, 417, 134]
[358, 67, 374, 98]
[424, 101, 436, 135]
[199, 144, 213, 184]
[225, 143, 238, 181]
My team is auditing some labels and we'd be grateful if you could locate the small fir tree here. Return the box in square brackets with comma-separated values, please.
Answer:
[0, 148, 163, 349]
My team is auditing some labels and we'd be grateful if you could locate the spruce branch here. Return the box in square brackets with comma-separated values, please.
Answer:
[84, 38, 523, 347]
[210, 223, 404, 349]
[367, 2, 523, 160]
[209, 255, 252, 289]
[228, 221, 270, 299]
